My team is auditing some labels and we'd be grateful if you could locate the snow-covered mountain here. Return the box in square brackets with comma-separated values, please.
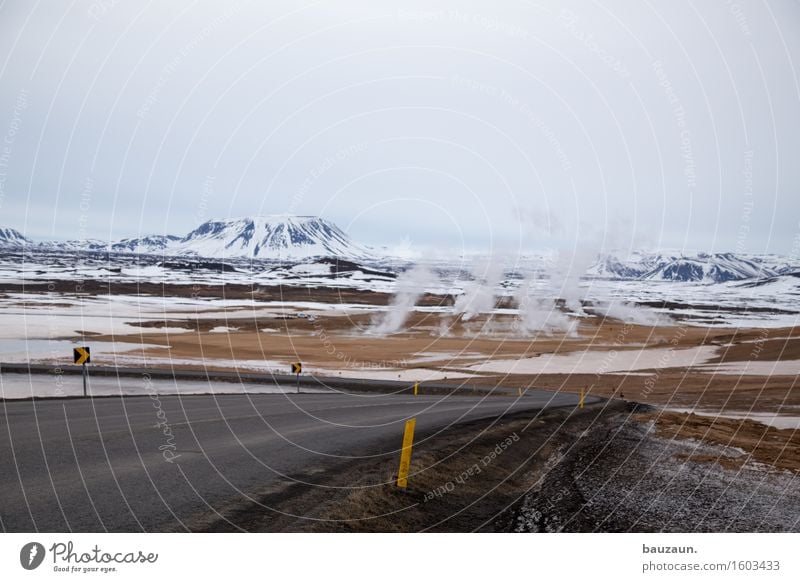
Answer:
[38, 239, 108, 252]
[169, 216, 375, 260]
[587, 252, 655, 279]
[0, 216, 375, 261]
[738, 270, 800, 291]
[0, 227, 31, 247]
[2, 219, 797, 280]
[110, 235, 181, 254]
[588, 251, 792, 283]
[641, 252, 777, 282]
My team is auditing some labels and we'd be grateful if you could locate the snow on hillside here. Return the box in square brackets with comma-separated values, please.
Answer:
[0, 227, 31, 247]
[586, 252, 655, 279]
[738, 271, 800, 293]
[3, 218, 799, 286]
[642, 252, 775, 282]
[0, 216, 375, 261]
[110, 235, 181, 254]
[170, 216, 374, 260]
[589, 251, 791, 283]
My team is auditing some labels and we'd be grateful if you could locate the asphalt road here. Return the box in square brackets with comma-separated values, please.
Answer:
[0, 382, 588, 532]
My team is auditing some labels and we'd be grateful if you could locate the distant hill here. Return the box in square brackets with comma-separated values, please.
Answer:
[588, 251, 796, 283]
[0, 227, 31, 247]
[0, 216, 375, 261]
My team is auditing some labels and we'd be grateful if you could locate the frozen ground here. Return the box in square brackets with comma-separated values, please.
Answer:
[1, 251, 798, 387]
[514, 412, 800, 532]
[0, 251, 399, 292]
[0, 337, 167, 362]
[460, 345, 799, 377]
[1, 250, 799, 328]
[0, 293, 384, 343]
[463, 346, 719, 375]
[691, 360, 800, 376]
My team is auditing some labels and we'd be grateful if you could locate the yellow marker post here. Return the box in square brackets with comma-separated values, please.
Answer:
[518, 387, 522, 397]
[413, 382, 419, 396]
[580, 387, 585, 409]
[396, 418, 416, 489]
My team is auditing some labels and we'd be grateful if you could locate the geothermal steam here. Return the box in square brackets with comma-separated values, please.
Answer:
[452, 258, 503, 321]
[371, 264, 437, 334]
[372, 245, 667, 336]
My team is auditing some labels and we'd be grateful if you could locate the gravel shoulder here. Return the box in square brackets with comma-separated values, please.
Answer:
[514, 407, 799, 532]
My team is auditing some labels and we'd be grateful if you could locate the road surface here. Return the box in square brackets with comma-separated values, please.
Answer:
[0, 380, 589, 531]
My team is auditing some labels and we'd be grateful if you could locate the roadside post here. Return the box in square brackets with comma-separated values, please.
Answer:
[291, 362, 302, 393]
[396, 418, 416, 489]
[413, 382, 419, 396]
[580, 386, 585, 409]
[73, 346, 91, 397]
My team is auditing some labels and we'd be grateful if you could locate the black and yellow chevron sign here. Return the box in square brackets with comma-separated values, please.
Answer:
[73, 346, 91, 365]
[291, 362, 302, 375]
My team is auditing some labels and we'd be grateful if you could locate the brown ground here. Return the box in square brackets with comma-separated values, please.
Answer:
[711, 336, 800, 363]
[86, 310, 799, 411]
[89, 310, 799, 371]
[637, 410, 800, 474]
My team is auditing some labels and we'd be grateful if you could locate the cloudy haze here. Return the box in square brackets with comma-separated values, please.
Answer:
[1, 0, 799, 256]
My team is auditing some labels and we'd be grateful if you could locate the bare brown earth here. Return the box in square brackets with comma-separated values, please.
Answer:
[92, 310, 800, 371]
[711, 336, 800, 363]
[90, 311, 799, 410]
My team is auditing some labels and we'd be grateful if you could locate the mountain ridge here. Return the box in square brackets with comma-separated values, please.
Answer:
[0, 216, 375, 261]
[587, 251, 795, 283]
[3, 221, 799, 282]
[0, 227, 31, 247]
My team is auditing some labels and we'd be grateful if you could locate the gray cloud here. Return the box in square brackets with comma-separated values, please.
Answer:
[0, 0, 798, 255]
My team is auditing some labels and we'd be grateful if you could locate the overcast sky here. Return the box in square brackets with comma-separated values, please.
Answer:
[1, 0, 799, 256]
